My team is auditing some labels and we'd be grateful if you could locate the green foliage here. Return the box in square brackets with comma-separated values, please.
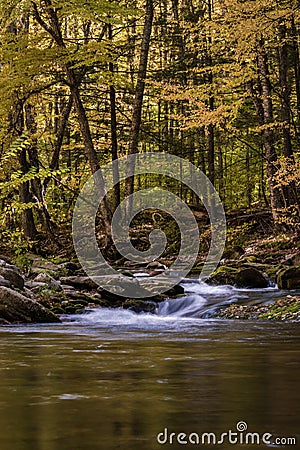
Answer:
[0, 0, 299, 255]
[0, 229, 32, 273]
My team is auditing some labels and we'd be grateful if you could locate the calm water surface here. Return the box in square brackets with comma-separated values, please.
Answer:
[0, 284, 299, 450]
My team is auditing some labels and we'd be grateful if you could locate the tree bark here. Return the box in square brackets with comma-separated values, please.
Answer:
[32, 1, 112, 238]
[255, 38, 284, 221]
[7, 18, 37, 239]
[25, 103, 54, 234]
[291, 16, 300, 134]
[278, 23, 293, 158]
[125, 0, 154, 215]
[108, 24, 120, 212]
[278, 22, 299, 209]
[206, 0, 214, 185]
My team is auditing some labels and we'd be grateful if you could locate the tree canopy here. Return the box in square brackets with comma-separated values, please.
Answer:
[0, 0, 300, 253]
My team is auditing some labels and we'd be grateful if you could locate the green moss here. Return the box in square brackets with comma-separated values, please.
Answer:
[207, 266, 237, 286]
[213, 296, 300, 322]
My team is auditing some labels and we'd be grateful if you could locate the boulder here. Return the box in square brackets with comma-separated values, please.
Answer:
[165, 284, 185, 296]
[34, 273, 62, 291]
[235, 267, 269, 289]
[282, 253, 300, 267]
[276, 267, 300, 289]
[25, 281, 48, 290]
[146, 261, 167, 270]
[0, 287, 60, 324]
[123, 299, 156, 314]
[0, 267, 24, 290]
[57, 261, 79, 275]
[206, 266, 237, 286]
[0, 275, 11, 288]
[222, 246, 245, 260]
[0, 259, 20, 272]
[28, 254, 59, 274]
[59, 276, 99, 290]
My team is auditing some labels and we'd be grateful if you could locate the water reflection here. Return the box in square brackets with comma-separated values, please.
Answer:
[0, 319, 299, 450]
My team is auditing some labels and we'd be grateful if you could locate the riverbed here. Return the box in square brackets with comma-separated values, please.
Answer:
[0, 282, 299, 450]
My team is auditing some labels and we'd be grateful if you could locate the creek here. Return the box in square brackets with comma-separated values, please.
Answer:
[0, 281, 299, 450]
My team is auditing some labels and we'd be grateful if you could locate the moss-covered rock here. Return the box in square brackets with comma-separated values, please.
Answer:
[0, 287, 60, 324]
[0, 267, 24, 290]
[213, 296, 300, 322]
[122, 299, 156, 313]
[276, 266, 300, 289]
[222, 245, 245, 260]
[235, 267, 269, 288]
[207, 266, 238, 286]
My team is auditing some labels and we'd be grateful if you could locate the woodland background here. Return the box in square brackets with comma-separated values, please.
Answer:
[1, 0, 300, 262]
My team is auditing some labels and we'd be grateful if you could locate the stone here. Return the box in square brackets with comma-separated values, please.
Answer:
[57, 262, 80, 275]
[235, 267, 269, 289]
[164, 284, 185, 296]
[222, 246, 245, 260]
[28, 254, 59, 274]
[25, 281, 48, 290]
[59, 276, 99, 290]
[34, 273, 62, 291]
[276, 267, 300, 290]
[0, 318, 10, 325]
[282, 253, 300, 267]
[146, 261, 167, 270]
[0, 267, 24, 290]
[0, 287, 60, 324]
[207, 266, 237, 286]
[0, 275, 11, 288]
[122, 299, 156, 314]
[0, 259, 20, 272]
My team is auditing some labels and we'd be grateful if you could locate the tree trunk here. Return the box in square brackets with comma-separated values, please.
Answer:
[7, 18, 37, 239]
[18, 149, 38, 239]
[25, 103, 54, 234]
[32, 1, 112, 238]
[278, 22, 299, 209]
[125, 0, 154, 215]
[291, 16, 300, 134]
[206, 0, 214, 185]
[255, 38, 284, 221]
[108, 24, 121, 212]
[67, 70, 112, 233]
[278, 23, 293, 158]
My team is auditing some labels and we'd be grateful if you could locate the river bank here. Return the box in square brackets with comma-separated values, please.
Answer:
[212, 295, 300, 322]
[1, 216, 300, 324]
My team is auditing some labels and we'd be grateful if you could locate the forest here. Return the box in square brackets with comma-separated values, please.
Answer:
[0, 0, 300, 261]
[0, 3, 299, 447]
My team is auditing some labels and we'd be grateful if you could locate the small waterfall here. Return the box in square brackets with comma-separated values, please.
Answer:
[157, 295, 207, 317]
[63, 280, 280, 327]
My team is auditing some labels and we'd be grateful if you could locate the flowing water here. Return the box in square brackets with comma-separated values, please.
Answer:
[0, 282, 299, 450]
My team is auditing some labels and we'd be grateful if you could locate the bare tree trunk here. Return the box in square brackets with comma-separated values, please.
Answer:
[25, 103, 54, 234]
[278, 23, 293, 158]
[278, 22, 299, 209]
[108, 23, 120, 212]
[32, 1, 112, 238]
[206, 0, 214, 185]
[125, 0, 154, 214]
[291, 16, 300, 134]
[19, 149, 38, 239]
[50, 95, 73, 171]
[255, 38, 284, 221]
[7, 19, 37, 239]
